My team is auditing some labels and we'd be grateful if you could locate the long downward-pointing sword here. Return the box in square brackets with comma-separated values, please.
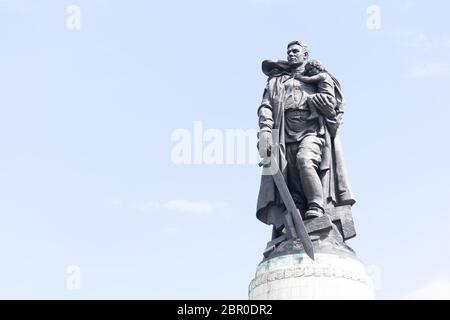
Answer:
[259, 159, 315, 260]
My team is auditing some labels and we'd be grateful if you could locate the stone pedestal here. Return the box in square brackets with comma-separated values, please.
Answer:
[248, 253, 374, 300]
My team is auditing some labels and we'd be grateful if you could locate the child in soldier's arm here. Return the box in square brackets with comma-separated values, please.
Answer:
[295, 59, 336, 120]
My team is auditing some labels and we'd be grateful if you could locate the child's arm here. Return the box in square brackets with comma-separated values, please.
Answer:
[296, 73, 327, 83]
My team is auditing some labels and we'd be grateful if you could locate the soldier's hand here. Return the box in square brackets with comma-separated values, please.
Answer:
[258, 130, 272, 158]
[309, 94, 336, 118]
[310, 94, 334, 108]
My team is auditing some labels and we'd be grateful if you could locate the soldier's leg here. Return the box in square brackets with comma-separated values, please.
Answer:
[286, 142, 307, 214]
[296, 135, 325, 219]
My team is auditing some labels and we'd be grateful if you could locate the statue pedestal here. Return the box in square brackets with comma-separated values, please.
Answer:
[248, 253, 374, 300]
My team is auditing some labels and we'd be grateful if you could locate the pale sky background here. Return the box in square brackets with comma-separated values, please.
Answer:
[0, 0, 449, 299]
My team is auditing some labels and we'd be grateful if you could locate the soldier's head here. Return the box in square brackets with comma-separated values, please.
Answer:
[287, 41, 309, 66]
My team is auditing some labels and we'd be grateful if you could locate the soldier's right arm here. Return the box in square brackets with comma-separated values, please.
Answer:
[257, 83, 274, 158]
[257, 83, 274, 133]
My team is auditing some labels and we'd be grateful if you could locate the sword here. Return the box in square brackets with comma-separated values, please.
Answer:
[259, 158, 315, 260]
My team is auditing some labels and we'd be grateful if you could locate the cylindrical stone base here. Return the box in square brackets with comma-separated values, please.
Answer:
[249, 253, 374, 300]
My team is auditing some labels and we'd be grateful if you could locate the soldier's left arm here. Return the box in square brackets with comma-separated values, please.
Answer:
[309, 93, 337, 119]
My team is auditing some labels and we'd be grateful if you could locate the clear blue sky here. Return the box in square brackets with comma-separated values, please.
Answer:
[0, 0, 449, 299]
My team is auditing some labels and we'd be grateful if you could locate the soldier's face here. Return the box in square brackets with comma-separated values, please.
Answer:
[287, 45, 307, 66]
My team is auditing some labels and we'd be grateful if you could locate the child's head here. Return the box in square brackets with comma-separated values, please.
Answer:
[305, 59, 325, 75]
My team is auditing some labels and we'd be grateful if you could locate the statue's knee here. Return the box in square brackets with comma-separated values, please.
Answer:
[297, 155, 315, 170]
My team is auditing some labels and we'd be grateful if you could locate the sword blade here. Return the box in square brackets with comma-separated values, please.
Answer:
[269, 163, 315, 260]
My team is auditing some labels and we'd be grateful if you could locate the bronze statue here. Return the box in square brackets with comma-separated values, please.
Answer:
[256, 41, 357, 259]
